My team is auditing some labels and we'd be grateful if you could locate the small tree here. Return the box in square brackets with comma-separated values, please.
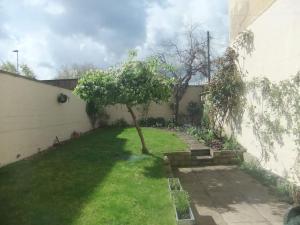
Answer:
[0, 61, 17, 73]
[74, 55, 173, 154]
[208, 47, 246, 137]
[56, 63, 96, 79]
[157, 25, 208, 124]
[20, 64, 36, 79]
[0, 61, 36, 79]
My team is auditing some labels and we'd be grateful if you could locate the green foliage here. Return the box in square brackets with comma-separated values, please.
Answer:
[74, 57, 173, 108]
[223, 136, 240, 150]
[169, 178, 181, 191]
[166, 118, 176, 129]
[186, 101, 204, 125]
[208, 47, 246, 137]
[86, 101, 109, 128]
[172, 191, 190, 219]
[186, 126, 216, 146]
[247, 73, 300, 160]
[201, 103, 211, 129]
[111, 118, 129, 128]
[138, 117, 166, 127]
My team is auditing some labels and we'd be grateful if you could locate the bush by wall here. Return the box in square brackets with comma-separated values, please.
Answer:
[138, 117, 166, 127]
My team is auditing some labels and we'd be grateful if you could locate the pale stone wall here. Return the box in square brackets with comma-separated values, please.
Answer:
[0, 71, 92, 167]
[230, 0, 300, 185]
[106, 86, 204, 124]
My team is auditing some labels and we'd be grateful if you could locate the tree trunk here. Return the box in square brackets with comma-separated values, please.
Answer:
[126, 105, 149, 154]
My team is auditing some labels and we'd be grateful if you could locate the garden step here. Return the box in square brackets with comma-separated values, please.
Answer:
[191, 155, 213, 161]
[190, 156, 214, 166]
[190, 148, 211, 156]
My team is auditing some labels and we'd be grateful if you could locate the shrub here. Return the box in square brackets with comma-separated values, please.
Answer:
[166, 118, 176, 129]
[169, 178, 181, 191]
[111, 118, 129, 128]
[138, 117, 166, 127]
[172, 191, 190, 219]
[86, 101, 109, 128]
[186, 126, 216, 146]
[186, 101, 204, 125]
[223, 136, 240, 150]
[201, 103, 211, 129]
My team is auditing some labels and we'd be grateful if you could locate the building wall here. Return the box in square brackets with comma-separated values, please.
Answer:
[230, 0, 300, 184]
[0, 72, 92, 167]
[229, 0, 276, 41]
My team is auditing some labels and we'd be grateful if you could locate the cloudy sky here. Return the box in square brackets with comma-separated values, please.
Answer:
[0, 0, 228, 79]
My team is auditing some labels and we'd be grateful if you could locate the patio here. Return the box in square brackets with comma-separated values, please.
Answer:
[174, 165, 290, 225]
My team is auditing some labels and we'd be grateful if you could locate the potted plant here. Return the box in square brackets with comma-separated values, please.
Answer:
[168, 178, 182, 191]
[172, 191, 195, 225]
[57, 93, 68, 103]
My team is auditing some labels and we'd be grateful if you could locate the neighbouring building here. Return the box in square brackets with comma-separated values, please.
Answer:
[230, 0, 300, 185]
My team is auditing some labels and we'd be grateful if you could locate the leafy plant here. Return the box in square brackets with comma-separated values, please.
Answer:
[223, 136, 240, 150]
[57, 93, 68, 103]
[208, 47, 246, 138]
[186, 101, 204, 125]
[169, 178, 181, 191]
[86, 101, 109, 128]
[166, 118, 176, 129]
[111, 119, 129, 128]
[186, 126, 216, 146]
[172, 191, 190, 219]
[138, 117, 166, 127]
[201, 103, 211, 129]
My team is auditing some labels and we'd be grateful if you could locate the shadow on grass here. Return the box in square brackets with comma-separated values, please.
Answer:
[142, 153, 166, 179]
[0, 128, 131, 225]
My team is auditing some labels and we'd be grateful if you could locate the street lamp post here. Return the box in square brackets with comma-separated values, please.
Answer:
[12, 50, 19, 73]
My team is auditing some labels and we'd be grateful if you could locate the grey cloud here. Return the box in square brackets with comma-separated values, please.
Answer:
[49, 0, 149, 54]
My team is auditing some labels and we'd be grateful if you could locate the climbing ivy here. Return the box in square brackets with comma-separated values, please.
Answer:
[247, 73, 300, 161]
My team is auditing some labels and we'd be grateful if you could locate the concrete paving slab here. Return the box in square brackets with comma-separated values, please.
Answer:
[173, 165, 291, 225]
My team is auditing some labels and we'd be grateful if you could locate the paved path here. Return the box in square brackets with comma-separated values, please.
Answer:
[174, 165, 290, 225]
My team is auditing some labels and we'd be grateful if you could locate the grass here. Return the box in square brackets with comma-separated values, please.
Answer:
[0, 127, 187, 225]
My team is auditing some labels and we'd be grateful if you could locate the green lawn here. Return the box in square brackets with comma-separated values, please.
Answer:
[0, 128, 186, 225]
